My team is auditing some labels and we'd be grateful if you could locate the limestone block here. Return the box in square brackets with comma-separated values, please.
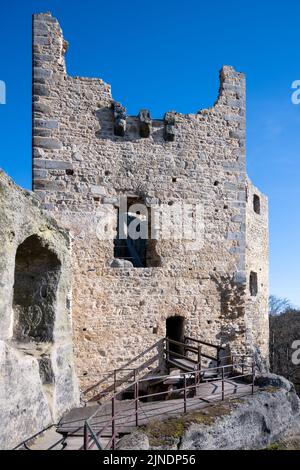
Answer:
[33, 68, 53, 80]
[33, 119, 59, 129]
[33, 84, 50, 97]
[33, 137, 63, 150]
[108, 258, 134, 268]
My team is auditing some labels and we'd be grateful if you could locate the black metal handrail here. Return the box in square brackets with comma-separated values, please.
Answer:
[12, 423, 81, 451]
[82, 336, 227, 404]
[184, 335, 226, 351]
[81, 340, 163, 402]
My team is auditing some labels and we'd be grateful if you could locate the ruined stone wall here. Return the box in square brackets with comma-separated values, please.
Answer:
[32, 13, 269, 388]
[0, 170, 79, 450]
[245, 180, 269, 368]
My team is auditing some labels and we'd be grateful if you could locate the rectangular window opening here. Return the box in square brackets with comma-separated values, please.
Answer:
[253, 194, 261, 214]
[250, 271, 258, 296]
[113, 197, 161, 268]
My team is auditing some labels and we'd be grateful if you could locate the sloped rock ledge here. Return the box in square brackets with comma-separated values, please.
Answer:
[117, 375, 300, 450]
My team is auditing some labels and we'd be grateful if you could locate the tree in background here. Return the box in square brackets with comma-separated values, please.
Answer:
[269, 295, 293, 316]
[269, 296, 300, 394]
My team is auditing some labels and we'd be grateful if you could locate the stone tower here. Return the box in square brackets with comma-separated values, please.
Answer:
[32, 13, 269, 387]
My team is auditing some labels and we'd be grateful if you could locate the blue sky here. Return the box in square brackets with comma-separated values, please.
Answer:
[0, 0, 299, 306]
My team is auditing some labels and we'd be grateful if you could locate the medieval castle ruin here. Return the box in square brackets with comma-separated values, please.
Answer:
[0, 12, 269, 449]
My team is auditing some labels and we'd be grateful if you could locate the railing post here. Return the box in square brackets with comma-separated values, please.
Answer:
[221, 367, 225, 401]
[198, 346, 202, 369]
[242, 356, 245, 375]
[166, 337, 169, 362]
[113, 369, 116, 394]
[184, 374, 187, 413]
[135, 380, 139, 427]
[83, 422, 88, 450]
[111, 395, 116, 450]
[197, 345, 202, 384]
[230, 353, 234, 374]
[217, 347, 221, 367]
[251, 362, 255, 395]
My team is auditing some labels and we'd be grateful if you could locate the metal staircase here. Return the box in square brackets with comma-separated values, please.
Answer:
[13, 337, 256, 451]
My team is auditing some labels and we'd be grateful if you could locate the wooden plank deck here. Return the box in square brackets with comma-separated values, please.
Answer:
[28, 379, 254, 450]
[59, 380, 253, 434]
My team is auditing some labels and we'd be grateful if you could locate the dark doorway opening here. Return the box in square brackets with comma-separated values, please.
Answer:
[166, 316, 185, 355]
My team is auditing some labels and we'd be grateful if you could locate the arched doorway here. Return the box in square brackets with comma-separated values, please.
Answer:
[166, 316, 186, 355]
[13, 235, 61, 343]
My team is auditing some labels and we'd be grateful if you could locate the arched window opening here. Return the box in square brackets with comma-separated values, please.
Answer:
[13, 235, 61, 343]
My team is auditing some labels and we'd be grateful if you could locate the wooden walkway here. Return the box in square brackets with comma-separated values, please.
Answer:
[28, 379, 254, 450]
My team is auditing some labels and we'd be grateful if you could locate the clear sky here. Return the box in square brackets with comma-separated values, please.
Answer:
[0, 0, 299, 306]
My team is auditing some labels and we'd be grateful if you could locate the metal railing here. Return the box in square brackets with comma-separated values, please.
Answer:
[82, 349, 253, 407]
[82, 359, 256, 451]
[81, 336, 227, 405]
[81, 340, 163, 404]
[12, 423, 83, 451]
[184, 335, 226, 366]
[13, 336, 256, 451]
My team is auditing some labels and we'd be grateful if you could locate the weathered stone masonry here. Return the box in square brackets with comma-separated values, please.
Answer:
[32, 12, 269, 388]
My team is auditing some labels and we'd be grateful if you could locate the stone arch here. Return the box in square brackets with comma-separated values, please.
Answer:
[13, 235, 61, 343]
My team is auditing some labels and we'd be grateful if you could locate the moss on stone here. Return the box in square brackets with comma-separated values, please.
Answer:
[264, 435, 300, 451]
[264, 442, 281, 451]
[142, 403, 232, 447]
[260, 386, 281, 394]
[142, 418, 185, 447]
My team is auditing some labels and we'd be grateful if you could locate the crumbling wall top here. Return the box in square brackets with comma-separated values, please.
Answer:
[33, 13, 245, 120]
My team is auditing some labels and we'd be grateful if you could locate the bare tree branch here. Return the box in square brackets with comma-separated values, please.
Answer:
[269, 295, 293, 316]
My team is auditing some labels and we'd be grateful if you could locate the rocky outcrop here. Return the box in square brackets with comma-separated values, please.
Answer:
[116, 431, 150, 450]
[0, 341, 53, 450]
[117, 375, 300, 450]
[0, 170, 79, 449]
